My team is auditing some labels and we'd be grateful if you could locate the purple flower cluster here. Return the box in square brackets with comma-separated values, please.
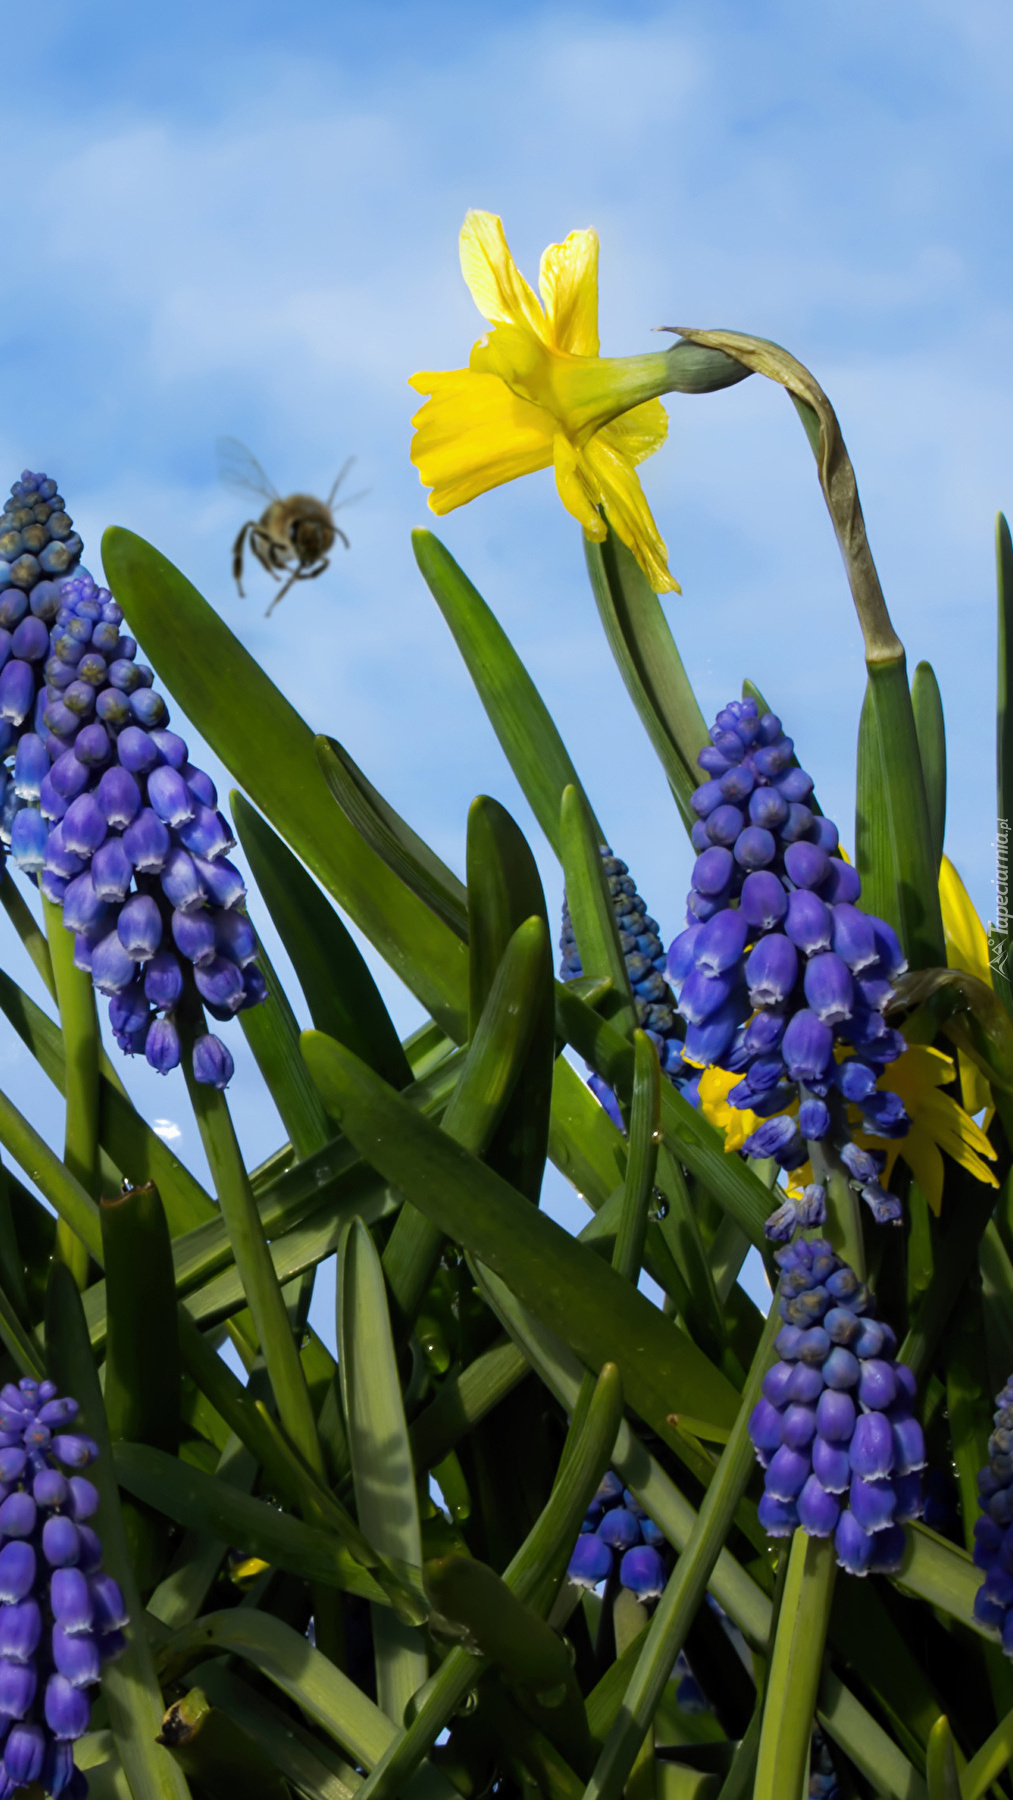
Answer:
[0, 1377, 126, 1799]
[749, 1239, 924, 1573]
[668, 696, 911, 1234]
[0, 472, 266, 1087]
[971, 1375, 1013, 1651]
[566, 1471, 668, 1601]
[560, 850, 689, 1121]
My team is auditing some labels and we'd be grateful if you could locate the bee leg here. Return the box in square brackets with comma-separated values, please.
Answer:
[264, 567, 302, 616]
[334, 526, 350, 550]
[250, 527, 282, 583]
[232, 522, 252, 597]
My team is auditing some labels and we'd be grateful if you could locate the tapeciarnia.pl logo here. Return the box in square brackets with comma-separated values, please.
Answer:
[990, 818, 1010, 978]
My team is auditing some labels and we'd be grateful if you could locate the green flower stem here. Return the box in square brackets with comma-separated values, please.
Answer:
[754, 1531, 837, 1800]
[181, 1014, 323, 1478]
[962, 1704, 1013, 1800]
[612, 1031, 659, 1286]
[43, 895, 100, 1285]
[2, 877, 55, 995]
[581, 1300, 780, 1800]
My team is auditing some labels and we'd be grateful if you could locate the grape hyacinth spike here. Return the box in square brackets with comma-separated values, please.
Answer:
[971, 1374, 1013, 1654]
[669, 695, 911, 1238]
[560, 848, 694, 1126]
[748, 1238, 924, 1574]
[0, 471, 267, 1088]
[565, 1472, 669, 1600]
[0, 1376, 125, 1798]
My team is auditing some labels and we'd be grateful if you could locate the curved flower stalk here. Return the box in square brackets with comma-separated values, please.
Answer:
[669, 695, 996, 1234]
[566, 1471, 668, 1600]
[0, 471, 266, 1087]
[749, 1238, 924, 1573]
[0, 1376, 125, 1798]
[410, 211, 679, 593]
[972, 1374, 1013, 1651]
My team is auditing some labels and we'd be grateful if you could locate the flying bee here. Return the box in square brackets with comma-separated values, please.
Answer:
[217, 437, 363, 616]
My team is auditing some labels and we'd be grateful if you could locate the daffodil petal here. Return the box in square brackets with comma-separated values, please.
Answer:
[901, 1134, 946, 1216]
[409, 369, 553, 512]
[552, 433, 607, 539]
[582, 431, 679, 593]
[459, 211, 546, 339]
[600, 398, 669, 467]
[940, 854, 992, 988]
[538, 229, 600, 357]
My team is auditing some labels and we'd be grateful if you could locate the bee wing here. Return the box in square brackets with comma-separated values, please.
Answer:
[217, 437, 280, 503]
[326, 456, 359, 508]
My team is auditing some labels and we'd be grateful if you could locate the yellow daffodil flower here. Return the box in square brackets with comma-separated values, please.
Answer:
[410, 211, 680, 592]
[697, 1064, 762, 1152]
[855, 1043, 996, 1215]
[939, 853, 993, 1116]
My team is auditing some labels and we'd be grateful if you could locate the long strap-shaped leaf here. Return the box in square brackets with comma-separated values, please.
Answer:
[316, 735, 468, 941]
[753, 1531, 837, 1800]
[583, 529, 709, 829]
[413, 528, 603, 857]
[356, 1362, 621, 1800]
[46, 1266, 192, 1800]
[100, 527, 469, 1038]
[156, 1610, 454, 1800]
[582, 1300, 780, 1800]
[301, 1031, 741, 1449]
[233, 790, 414, 1091]
[338, 1217, 427, 1724]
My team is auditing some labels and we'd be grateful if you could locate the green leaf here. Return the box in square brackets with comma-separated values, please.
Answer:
[465, 795, 555, 1203]
[0, 965, 217, 1236]
[235, 935, 333, 1159]
[113, 1441, 388, 1601]
[157, 1686, 291, 1800]
[583, 1303, 779, 1800]
[196, 1663, 362, 1800]
[101, 1182, 181, 1585]
[302, 1031, 741, 1448]
[45, 1265, 192, 1800]
[925, 1716, 961, 1800]
[43, 896, 100, 1285]
[233, 790, 413, 1092]
[100, 527, 468, 1038]
[753, 1532, 836, 1800]
[412, 529, 601, 857]
[424, 1554, 593, 1777]
[995, 513, 1013, 1016]
[863, 657, 946, 969]
[962, 1702, 1013, 1800]
[912, 661, 947, 874]
[559, 785, 637, 1038]
[554, 983, 771, 1248]
[382, 915, 552, 1330]
[583, 529, 709, 829]
[156, 1609, 455, 1800]
[337, 1217, 427, 1724]
[612, 1031, 659, 1286]
[817, 1670, 927, 1800]
[897, 1523, 984, 1636]
[409, 1337, 530, 1471]
[357, 1360, 621, 1800]
[315, 734, 468, 941]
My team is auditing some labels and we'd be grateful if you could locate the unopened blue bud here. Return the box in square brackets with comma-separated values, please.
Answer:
[12, 733, 48, 801]
[117, 894, 162, 962]
[782, 1010, 834, 1083]
[95, 765, 141, 827]
[60, 794, 107, 858]
[803, 951, 853, 1025]
[90, 837, 133, 902]
[145, 1016, 181, 1075]
[692, 846, 734, 896]
[192, 1034, 235, 1088]
[194, 955, 245, 1014]
[739, 870, 787, 930]
[122, 807, 170, 872]
[619, 1545, 666, 1599]
[734, 826, 775, 870]
[116, 725, 160, 774]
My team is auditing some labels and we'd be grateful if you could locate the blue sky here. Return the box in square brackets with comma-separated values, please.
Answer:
[0, 1, 1010, 1324]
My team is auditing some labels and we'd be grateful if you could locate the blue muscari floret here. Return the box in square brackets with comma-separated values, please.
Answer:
[670, 697, 911, 1237]
[560, 851, 692, 1120]
[749, 1239, 925, 1574]
[565, 1472, 668, 1601]
[970, 1375, 1013, 1653]
[0, 472, 266, 1089]
[808, 1731, 840, 1798]
[0, 1375, 125, 1799]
